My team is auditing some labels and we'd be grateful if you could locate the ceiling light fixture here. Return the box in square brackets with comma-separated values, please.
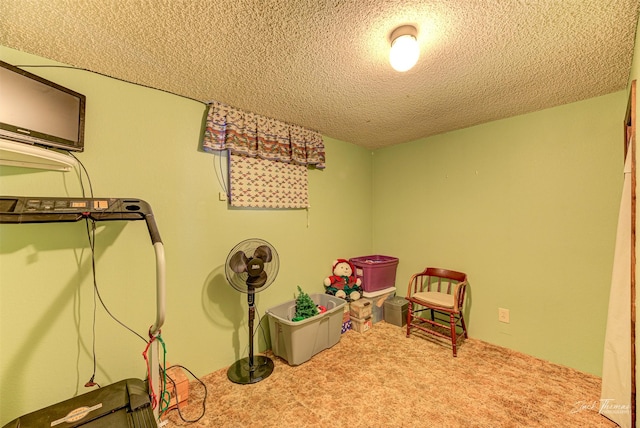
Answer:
[389, 25, 419, 72]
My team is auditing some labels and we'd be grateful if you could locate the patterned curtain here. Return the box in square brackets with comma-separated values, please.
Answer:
[202, 101, 325, 169]
[229, 154, 308, 208]
[201, 101, 325, 208]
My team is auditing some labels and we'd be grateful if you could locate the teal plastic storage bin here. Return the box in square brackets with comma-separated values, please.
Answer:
[266, 293, 347, 365]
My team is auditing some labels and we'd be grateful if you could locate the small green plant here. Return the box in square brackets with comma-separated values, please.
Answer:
[292, 286, 319, 321]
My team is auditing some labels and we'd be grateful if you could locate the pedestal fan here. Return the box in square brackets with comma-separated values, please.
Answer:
[225, 238, 279, 384]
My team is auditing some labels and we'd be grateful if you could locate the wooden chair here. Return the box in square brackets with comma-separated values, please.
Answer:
[405, 267, 469, 356]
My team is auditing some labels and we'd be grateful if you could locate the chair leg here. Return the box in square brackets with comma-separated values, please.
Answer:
[406, 304, 412, 337]
[459, 313, 468, 338]
[450, 313, 457, 357]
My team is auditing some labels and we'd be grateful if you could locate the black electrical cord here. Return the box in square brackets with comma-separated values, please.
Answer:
[163, 364, 207, 423]
[72, 152, 146, 343]
[84, 270, 100, 388]
[73, 152, 101, 388]
[69, 152, 93, 198]
[85, 219, 148, 344]
[15, 64, 206, 105]
[254, 306, 270, 354]
[75, 155, 148, 388]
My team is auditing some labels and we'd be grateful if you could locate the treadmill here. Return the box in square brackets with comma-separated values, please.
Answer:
[0, 196, 166, 428]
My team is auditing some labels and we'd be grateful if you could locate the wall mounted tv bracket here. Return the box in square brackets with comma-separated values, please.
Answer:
[0, 196, 166, 424]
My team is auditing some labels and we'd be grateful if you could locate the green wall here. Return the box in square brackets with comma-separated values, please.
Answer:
[0, 47, 373, 423]
[372, 91, 626, 375]
[0, 38, 633, 423]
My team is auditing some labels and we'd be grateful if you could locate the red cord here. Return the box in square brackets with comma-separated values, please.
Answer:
[142, 336, 158, 409]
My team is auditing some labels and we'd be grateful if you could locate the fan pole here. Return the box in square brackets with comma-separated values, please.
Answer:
[227, 288, 275, 384]
[248, 292, 255, 369]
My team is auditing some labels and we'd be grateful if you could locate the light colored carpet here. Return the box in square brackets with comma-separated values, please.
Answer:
[162, 321, 616, 427]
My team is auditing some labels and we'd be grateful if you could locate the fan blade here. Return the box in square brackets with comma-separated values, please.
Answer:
[229, 251, 249, 273]
[247, 271, 268, 288]
[253, 245, 273, 263]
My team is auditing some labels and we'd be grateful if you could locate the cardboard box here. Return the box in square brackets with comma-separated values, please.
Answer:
[163, 366, 189, 411]
[351, 315, 372, 333]
[350, 298, 372, 319]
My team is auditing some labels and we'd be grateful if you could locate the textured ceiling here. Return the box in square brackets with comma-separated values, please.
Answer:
[1, 1, 639, 149]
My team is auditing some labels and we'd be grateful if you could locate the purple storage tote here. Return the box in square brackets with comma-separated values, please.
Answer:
[349, 255, 399, 293]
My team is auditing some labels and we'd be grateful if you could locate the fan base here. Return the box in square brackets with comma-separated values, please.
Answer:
[227, 355, 274, 384]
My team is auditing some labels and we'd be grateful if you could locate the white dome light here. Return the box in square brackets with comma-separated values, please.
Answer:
[389, 25, 419, 72]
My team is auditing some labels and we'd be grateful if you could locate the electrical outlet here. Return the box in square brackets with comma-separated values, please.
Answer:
[218, 192, 227, 201]
[498, 308, 510, 323]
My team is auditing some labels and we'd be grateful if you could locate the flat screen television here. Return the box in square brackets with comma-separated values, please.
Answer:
[0, 59, 86, 152]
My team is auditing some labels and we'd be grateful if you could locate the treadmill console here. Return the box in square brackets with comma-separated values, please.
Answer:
[0, 196, 161, 243]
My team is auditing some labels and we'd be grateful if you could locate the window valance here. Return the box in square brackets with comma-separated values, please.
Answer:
[202, 101, 325, 169]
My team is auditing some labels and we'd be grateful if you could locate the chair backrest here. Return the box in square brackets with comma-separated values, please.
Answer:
[408, 267, 468, 308]
[425, 268, 466, 287]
